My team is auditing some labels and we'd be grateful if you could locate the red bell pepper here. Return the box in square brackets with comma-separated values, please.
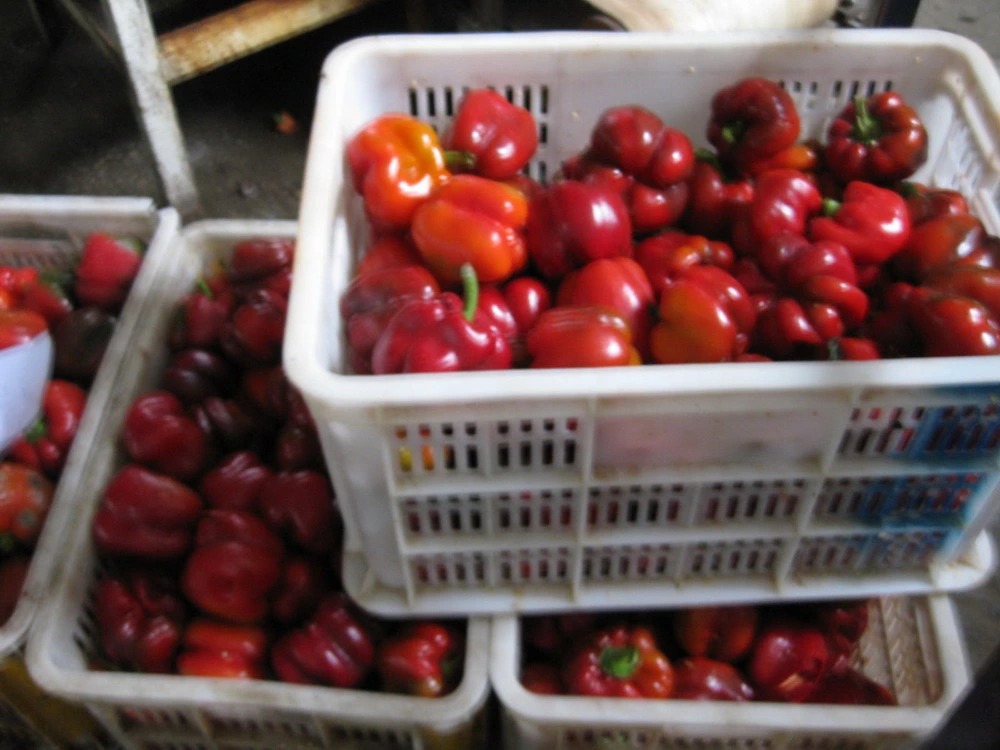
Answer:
[228, 237, 294, 286]
[500, 276, 551, 337]
[925, 265, 1000, 317]
[526, 306, 640, 369]
[556, 257, 656, 359]
[899, 182, 969, 226]
[890, 212, 999, 283]
[563, 625, 674, 698]
[122, 391, 209, 481]
[824, 92, 928, 185]
[271, 592, 375, 687]
[748, 619, 830, 702]
[745, 234, 869, 359]
[189, 397, 262, 456]
[162, 349, 235, 405]
[347, 114, 450, 231]
[9, 380, 87, 479]
[673, 605, 758, 664]
[742, 140, 821, 179]
[19, 273, 73, 329]
[176, 618, 268, 679]
[412, 174, 528, 286]
[75, 233, 144, 313]
[274, 421, 323, 472]
[52, 307, 116, 385]
[181, 509, 285, 624]
[168, 277, 236, 352]
[526, 180, 632, 280]
[0, 463, 52, 549]
[0, 267, 39, 305]
[354, 235, 424, 278]
[590, 106, 695, 189]
[0, 556, 29, 626]
[823, 337, 881, 361]
[239, 365, 293, 422]
[258, 470, 335, 555]
[95, 573, 184, 674]
[92, 465, 202, 559]
[649, 265, 754, 364]
[371, 264, 513, 374]
[198, 451, 273, 513]
[707, 78, 800, 176]
[341, 264, 441, 374]
[378, 623, 461, 697]
[442, 88, 538, 180]
[521, 663, 563, 695]
[732, 168, 822, 255]
[219, 288, 287, 367]
[908, 288, 1000, 357]
[672, 658, 755, 701]
[809, 181, 911, 266]
[683, 155, 754, 240]
[808, 668, 896, 705]
[635, 230, 735, 299]
[271, 556, 327, 624]
[809, 599, 870, 673]
[0, 309, 47, 351]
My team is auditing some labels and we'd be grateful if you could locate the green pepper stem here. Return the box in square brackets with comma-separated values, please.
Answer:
[445, 150, 477, 173]
[460, 263, 479, 323]
[196, 277, 214, 299]
[24, 418, 47, 444]
[599, 645, 640, 680]
[822, 197, 842, 217]
[851, 95, 882, 145]
[721, 121, 745, 146]
[898, 181, 920, 198]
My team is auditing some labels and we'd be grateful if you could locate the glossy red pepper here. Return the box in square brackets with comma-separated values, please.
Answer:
[0, 267, 39, 304]
[500, 276, 551, 338]
[92, 465, 202, 559]
[521, 663, 563, 695]
[271, 592, 375, 687]
[823, 337, 881, 361]
[239, 366, 293, 422]
[808, 668, 896, 705]
[219, 288, 287, 367]
[590, 106, 695, 188]
[673, 605, 758, 664]
[122, 391, 209, 481]
[176, 618, 268, 679]
[649, 265, 754, 364]
[354, 235, 423, 278]
[198, 451, 273, 513]
[0, 309, 47, 351]
[890, 212, 999, 283]
[378, 623, 461, 697]
[95, 572, 184, 674]
[925, 265, 1000, 317]
[748, 619, 830, 702]
[347, 114, 450, 230]
[371, 264, 513, 374]
[899, 182, 969, 226]
[19, 272, 73, 329]
[809, 599, 870, 673]
[732, 169, 822, 255]
[707, 78, 800, 176]
[75, 232, 144, 313]
[635, 230, 735, 299]
[181, 509, 285, 624]
[442, 88, 538, 180]
[412, 174, 528, 285]
[9, 380, 87, 479]
[0, 463, 52, 549]
[809, 181, 911, 266]
[743, 140, 821, 179]
[683, 156, 755, 240]
[824, 92, 928, 185]
[672, 658, 755, 701]
[526, 180, 632, 280]
[526, 306, 640, 369]
[227, 237, 294, 288]
[258, 470, 335, 555]
[189, 397, 262, 456]
[162, 349, 235, 405]
[908, 287, 1000, 357]
[742, 234, 869, 359]
[564, 625, 674, 698]
[168, 277, 236, 352]
[271, 556, 327, 624]
[52, 307, 116, 385]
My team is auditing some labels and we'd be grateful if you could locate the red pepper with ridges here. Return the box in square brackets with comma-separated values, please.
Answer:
[198, 451, 273, 513]
[228, 238, 294, 285]
[168, 278, 236, 352]
[274, 421, 324, 472]
[162, 349, 235, 405]
[809, 182, 911, 266]
[899, 182, 969, 226]
[271, 592, 375, 687]
[176, 618, 268, 679]
[52, 307, 116, 385]
[590, 106, 695, 189]
[672, 658, 755, 701]
[190, 397, 263, 456]
[239, 365, 292, 422]
[673, 605, 758, 664]
[491, 277, 551, 366]
[76, 233, 145, 313]
[9, 379, 87, 479]
[683, 155, 754, 241]
[271, 556, 327, 624]
[526, 180, 632, 280]
[123, 391, 209, 481]
[635, 230, 735, 299]
[347, 114, 450, 231]
[219, 288, 287, 367]
[0, 463, 52, 549]
[908, 288, 1000, 357]
[890, 212, 999, 283]
[378, 623, 461, 697]
[707, 77, 800, 176]
[0, 309, 47, 351]
[564, 625, 674, 698]
[526, 306, 640, 369]
[371, 264, 513, 374]
[95, 573, 184, 674]
[824, 92, 928, 186]
[258, 471, 335, 555]
[92, 465, 202, 559]
[442, 88, 538, 180]
[412, 174, 528, 286]
[748, 619, 830, 703]
[19, 272, 73, 329]
[732, 169, 822, 255]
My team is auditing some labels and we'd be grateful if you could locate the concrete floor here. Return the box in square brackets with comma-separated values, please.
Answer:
[2, 0, 1000, 746]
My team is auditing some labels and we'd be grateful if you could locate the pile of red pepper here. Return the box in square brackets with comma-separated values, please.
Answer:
[89, 237, 464, 695]
[0, 232, 146, 626]
[521, 599, 895, 706]
[342, 79, 1000, 371]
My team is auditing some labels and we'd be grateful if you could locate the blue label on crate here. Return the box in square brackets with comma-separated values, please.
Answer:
[910, 402, 1000, 460]
[855, 473, 986, 528]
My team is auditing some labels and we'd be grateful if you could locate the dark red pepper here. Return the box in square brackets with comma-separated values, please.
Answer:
[707, 78, 800, 176]
[227, 237, 294, 287]
[9, 379, 87, 479]
[271, 556, 328, 624]
[189, 397, 263, 456]
[176, 618, 268, 679]
[683, 155, 754, 241]
[75, 233, 144, 313]
[809, 181, 911, 266]
[808, 668, 896, 705]
[672, 658, 755, 701]
[673, 605, 758, 664]
[732, 169, 822, 255]
[95, 571, 185, 673]
[219, 288, 288, 367]
[258, 470, 335, 555]
[52, 307, 116, 385]
[748, 619, 830, 702]
[0, 556, 29, 626]
[908, 287, 1000, 357]
[168, 277, 236, 352]
[890, 212, 999, 283]
[521, 663, 563, 695]
[198, 451, 273, 513]
[442, 87, 538, 180]
[122, 391, 209, 481]
[378, 623, 461, 697]
[162, 349, 235, 405]
[239, 365, 292, 422]
[274, 421, 324, 472]
[523, 614, 596, 658]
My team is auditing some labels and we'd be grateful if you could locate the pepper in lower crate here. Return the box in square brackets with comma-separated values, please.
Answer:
[378, 622, 462, 697]
[122, 391, 210, 481]
[563, 625, 674, 698]
[175, 618, 269, 679]
[0, 462, 53, 549]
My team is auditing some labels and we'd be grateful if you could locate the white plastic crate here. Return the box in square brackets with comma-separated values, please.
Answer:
[24, 220, 491, 750]
[0, 195, 180, 749]
[491, 595, 970, 750]
[285, 29, 1000, 616]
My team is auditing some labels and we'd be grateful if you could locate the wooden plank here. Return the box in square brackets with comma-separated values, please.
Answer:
[158, 0, 377, 85]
